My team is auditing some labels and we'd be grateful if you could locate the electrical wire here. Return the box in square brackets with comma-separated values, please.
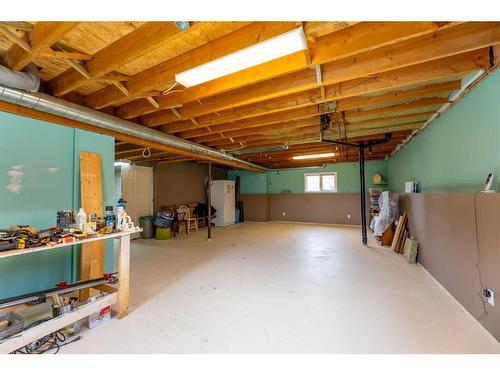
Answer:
[13, 317, 81, 354]
[162, 82, 182, 96]
[473, 191, 488, 321]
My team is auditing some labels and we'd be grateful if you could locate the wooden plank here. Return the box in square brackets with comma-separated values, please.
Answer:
[4, 22, 79, 70]
[0, 27, 32, 53]
[0, 21, 33, 32]
[79, 152, 104, 300]
[117, 234, 130, 318]
[39, 48, 92, 61]
[66, 59, 91, 79]
[0, 293, 117, 354]
[0, 230, 138, 260]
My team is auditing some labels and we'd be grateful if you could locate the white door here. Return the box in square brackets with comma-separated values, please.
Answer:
[120, 165, 153, 238]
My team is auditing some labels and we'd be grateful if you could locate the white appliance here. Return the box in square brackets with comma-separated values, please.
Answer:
[210, 180, 235, 226]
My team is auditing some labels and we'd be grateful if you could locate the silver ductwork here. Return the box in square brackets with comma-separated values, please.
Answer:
[0, 85, 264, 171]
[0, 63, 40, 92]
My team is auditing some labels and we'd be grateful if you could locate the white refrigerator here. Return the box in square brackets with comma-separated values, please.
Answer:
[210, 180, 235, 226]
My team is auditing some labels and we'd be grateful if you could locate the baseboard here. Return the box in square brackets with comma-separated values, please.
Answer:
[246, 220, 363, 228]
[417, 262, 499, 344]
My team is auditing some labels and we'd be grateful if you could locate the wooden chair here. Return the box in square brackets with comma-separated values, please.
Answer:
[177, 205, 198, 234]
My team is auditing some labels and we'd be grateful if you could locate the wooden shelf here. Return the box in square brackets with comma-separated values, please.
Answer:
[0, 230, 141, 259]
[0, 292, 117, 354]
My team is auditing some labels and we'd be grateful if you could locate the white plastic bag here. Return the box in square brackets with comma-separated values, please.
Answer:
[370, 191, 399, 236]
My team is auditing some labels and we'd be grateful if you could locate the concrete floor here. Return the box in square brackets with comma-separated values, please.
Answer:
[61, 222, 500, 353]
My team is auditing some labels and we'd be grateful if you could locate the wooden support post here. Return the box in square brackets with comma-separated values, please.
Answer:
[116, 233, 130, 318]
[208, 161, 212, 241]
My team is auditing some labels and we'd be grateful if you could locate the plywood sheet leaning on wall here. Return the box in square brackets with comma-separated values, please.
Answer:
[79, 151, 104, 300]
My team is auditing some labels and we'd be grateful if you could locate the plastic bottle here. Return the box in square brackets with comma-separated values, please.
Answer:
[76, 208, 87, 231]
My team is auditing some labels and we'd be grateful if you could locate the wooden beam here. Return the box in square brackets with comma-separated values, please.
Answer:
[0, 21, 33, 32]
[84, 22, 299, 109]
[179, 22, 459, 104]
[114, 21, 466, 119]
[177, 96, 449, 141]
[49, 21, 190, 96]
[119, 22, 498, 121]
[153, 80, 460, 133]
[4, 22, 79, 70]
[303, 21, 359, 39]
[65, 59, 91, 79]
[39, 48, 92, 61]
[145, 48, 486, 129]
[111, 81, 129, 96]
[0, 100, 264, 173]
[0, 27, 32, 53]
[146, 96, 160, 109]
[195, 117, 321, 144]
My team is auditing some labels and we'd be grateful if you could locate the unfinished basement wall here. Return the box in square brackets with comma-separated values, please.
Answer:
[228, 160, 387, 224]
[387, 70, 500, 341]
[153, 162, 227, 212]
[0, 111, 115, 299]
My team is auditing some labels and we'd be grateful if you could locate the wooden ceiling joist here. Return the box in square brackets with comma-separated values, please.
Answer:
[1, 21, 497, 167]
[115, 22, 499, 121]
[49, 22, 188, 96]
[157, 80, 460, 136]
[4, 22, 79, 70]
[85, 22, 298, 110]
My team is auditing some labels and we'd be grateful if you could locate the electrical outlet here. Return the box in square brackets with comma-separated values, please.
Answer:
[282, 212, 286, 216]
[347, 214, 351, 219]
[484, 288, 495, 306]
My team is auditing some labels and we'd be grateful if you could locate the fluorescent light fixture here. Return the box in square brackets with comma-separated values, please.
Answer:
[175, 27, 308, 87]
[292, 153, 335, 160]
[114, 159, 131, 167]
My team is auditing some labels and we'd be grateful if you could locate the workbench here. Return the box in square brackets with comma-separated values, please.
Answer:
[0, 230, 139, 354]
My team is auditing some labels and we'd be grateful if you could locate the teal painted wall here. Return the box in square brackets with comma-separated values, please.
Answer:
[0, 111, 115, 299]
[388, 70, 500, 193]
[228, 160, 388, 194]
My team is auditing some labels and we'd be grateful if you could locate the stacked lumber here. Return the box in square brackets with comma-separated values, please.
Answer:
[391, 211, 408, 253]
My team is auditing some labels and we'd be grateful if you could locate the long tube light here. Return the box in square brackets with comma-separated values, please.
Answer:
[292, 152, 336, 160]
[175, 27, 308, 88]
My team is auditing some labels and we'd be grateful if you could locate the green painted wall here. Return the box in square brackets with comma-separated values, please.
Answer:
[0, 111, 115, 299]
[388, 70, 500, 193]
[228, 160, 388, 194]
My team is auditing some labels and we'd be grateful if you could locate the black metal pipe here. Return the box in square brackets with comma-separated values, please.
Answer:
[359, 142, 368, 246]
[320, 116, 392, 245]
[208, 161, 212, 241]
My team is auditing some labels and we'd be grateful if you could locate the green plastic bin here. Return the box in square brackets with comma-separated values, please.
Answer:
[155, 227, 171, 240]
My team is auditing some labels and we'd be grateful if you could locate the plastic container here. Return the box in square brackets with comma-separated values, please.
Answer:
[155, 227, 171, 240]
[76, 208, 87, 231]
[139, 215, 155, 239]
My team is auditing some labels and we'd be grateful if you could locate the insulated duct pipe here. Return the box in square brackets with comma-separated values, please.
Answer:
[0, 85, 264, 172]
[0, 63, 40, 92]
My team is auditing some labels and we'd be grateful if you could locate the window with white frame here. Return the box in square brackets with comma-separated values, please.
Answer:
[304, 172, 337, 193]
